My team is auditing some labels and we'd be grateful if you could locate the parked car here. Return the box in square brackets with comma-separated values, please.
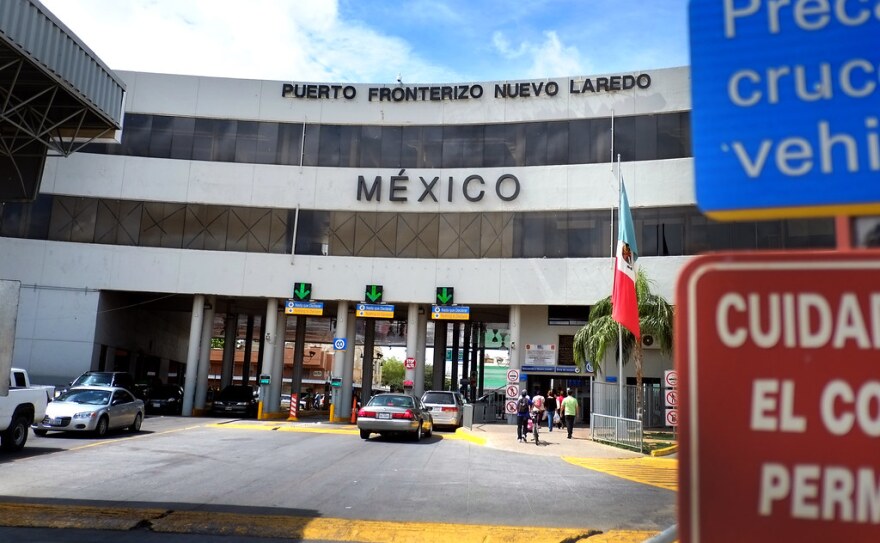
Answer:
[211, 385, 258, 418]
[33, 386, 144, 437]
[144, 384, 184, 415]
[61, 371, 146, 400]
[421, 390, 466, 429]
[357, 393, 433, 441]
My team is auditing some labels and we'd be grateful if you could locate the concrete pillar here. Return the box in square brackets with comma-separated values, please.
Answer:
[404, 303, 418, 393]
[340, 311, 356, 419]
[182, 294, 205, 416]
[269, 312, 286, 413]
[221, 314, 236, 389]
[450, 322, 460, 392]
[159, 358, 170, 383]
[414, 308, 427, 397]
[332, 301, 349, 414]
[290, 316, 306, 414]
[259, 298, 278, 414]
[242, 315, 255, 386]
[507, 305, 522, 424]
[195, 296, 215, 409]
[432, 321, 447, 391]
[362, 319, 375, 405]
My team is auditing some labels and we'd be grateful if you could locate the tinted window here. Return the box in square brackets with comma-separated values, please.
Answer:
[219, 386, 254, 401]
[423, 392, 455, 404]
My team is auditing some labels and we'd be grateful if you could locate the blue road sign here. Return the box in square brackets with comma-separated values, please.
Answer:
[690, 0, 880, 220]
[333, 338, 347, 350]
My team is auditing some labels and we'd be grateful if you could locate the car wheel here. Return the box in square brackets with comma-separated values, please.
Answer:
[130, 413, 143, 433]
[412, 421, 422, 442]
[94, 416, 109, 437]
[0, 414, 29, 452]
[359, 429, 370, 440]
[425, 422, 432, 438]
[33, 429, 48, 437]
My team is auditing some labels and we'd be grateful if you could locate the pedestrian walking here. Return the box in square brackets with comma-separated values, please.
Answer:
[561, 389, 578, 439]
[515, 389, 531, 442]
[544, 389, 557, 432]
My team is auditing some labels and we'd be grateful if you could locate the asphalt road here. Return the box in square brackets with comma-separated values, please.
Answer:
[0, 416, 675, 542]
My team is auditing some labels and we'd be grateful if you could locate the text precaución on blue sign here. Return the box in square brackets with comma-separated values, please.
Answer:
[690, 1, 880, 218]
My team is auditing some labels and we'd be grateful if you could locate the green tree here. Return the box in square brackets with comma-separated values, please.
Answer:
[380, 357, 404, 391]
[573, 268, 674, 416]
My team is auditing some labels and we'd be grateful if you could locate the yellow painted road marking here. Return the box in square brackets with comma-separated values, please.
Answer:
[210, 422, 488, 445]
[0, 502, 658, 543]
[68, 424, 212, 451]
[562, 457, 678, 491]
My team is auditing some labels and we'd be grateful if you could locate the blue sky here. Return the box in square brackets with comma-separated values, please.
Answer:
[42, 0, 689, 84]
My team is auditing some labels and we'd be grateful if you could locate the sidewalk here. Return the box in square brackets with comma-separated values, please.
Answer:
[457, 421, 645, 459]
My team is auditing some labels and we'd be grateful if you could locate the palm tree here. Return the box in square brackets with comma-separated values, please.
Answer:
[573, 268, 674, 417]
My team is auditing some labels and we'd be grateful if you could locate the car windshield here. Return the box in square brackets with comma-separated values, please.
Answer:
[219, 387, 253, 401]
[367, 395, 413, 408]
[57, 389, 111, 405]
[72, 373, 114, 386]
[422, 392, 454, 404]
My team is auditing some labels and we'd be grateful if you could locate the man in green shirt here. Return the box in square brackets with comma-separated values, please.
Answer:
[560, 389, 578, 439]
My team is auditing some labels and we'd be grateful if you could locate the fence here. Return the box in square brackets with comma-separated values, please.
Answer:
[592, 380, 666, 428]
[590, 413, 643, 452]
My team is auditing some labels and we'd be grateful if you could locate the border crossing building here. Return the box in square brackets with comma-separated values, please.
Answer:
[0, 60, 837, 419]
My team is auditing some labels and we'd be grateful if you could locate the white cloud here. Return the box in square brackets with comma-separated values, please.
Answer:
[526, 31, 586, 79]
[492, 30, 586, 79]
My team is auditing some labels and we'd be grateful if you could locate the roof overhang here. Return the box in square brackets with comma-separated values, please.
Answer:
[0, 0, 126, 201]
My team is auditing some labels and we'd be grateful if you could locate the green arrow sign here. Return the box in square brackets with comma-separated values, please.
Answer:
[365, 284, 383, 303]
[293, 282, 311, 301]
[436, 287, 454, 305]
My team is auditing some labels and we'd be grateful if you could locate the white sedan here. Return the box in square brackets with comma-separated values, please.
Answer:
[33, 386, 144, 437]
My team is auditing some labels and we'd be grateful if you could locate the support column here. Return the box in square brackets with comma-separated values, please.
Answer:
[340, 311, 356, 420]
[290, 316, 306, 417]
[270, 311, 286, 413]
[414, 309, 427, 397]
[405, 303, 419, 393]
[242, 315, 254, 386]
[450, 322, 460, 392]
[182, 294, 205, 417]
[362, 319, 375, 405]
[461, 322, 471, 395]
[470, 321, 479, 403]
[507, 305, 522, 424]
[478, 323, 486, 398]
[432, 321, 447, 391]
[332, 302, 349, 415]
[195, 296, 215, 410]
[259, 298, 278, 415]
[221, 313, 236, 389]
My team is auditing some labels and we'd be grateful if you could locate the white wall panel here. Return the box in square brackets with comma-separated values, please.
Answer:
[120, 157, 191, 203]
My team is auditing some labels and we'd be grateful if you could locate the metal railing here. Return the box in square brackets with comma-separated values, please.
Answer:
[590, 413, 643, 453]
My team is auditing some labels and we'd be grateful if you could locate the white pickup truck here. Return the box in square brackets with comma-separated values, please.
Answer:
[0, 368, 52, 452]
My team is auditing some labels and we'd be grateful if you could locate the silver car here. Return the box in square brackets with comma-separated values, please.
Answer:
[357, 393, 433, 441]
[421, 390, 466, 429]
[33, 386, 145, 437]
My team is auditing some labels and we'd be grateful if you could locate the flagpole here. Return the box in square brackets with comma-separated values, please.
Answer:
[617, 153, 624, 419]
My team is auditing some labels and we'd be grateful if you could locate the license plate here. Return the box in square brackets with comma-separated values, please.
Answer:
[53, 418, 64, 425]
[225, 407, 233, 411]
[377, 412, 391, 419]
[151, 402, 160, 407]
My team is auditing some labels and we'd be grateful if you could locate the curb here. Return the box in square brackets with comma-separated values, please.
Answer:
[650, 444, 678, 457]
[453, 427, 488, 446]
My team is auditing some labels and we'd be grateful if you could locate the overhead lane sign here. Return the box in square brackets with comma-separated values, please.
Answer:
[285, 300, 324, 316]
[431, 305, 470, 321]
[689, 0, 880, 220]
[356, 303, 394, 319]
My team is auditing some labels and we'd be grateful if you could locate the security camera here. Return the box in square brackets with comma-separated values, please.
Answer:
[396, 73, 402, 84]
